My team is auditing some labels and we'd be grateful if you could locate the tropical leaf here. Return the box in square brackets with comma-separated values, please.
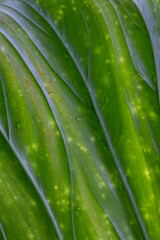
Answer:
[0, 0, 160, 239]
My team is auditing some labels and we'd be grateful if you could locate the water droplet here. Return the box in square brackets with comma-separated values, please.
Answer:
[16, 121, 22, 129]
[76, 206, 81, 212]
[76, 116, 83, 122]
[49, 92, 54, 98]
[33, 114, 41, 123]
[152, 74, 157, 82]
[104, 96, 110, 103]
[16, 27, 22, 33]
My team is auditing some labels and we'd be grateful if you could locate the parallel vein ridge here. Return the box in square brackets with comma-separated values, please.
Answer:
[0, 0, 160, 239]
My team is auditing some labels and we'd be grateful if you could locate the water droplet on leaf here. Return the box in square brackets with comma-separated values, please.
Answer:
[16, 121, 22, 129]
[152, 74, 157, 82]
[104, 96, 110, 103]
[76, 206, 81, 212]
[16, 27, 22, 33]
[76, 116, 83, 122]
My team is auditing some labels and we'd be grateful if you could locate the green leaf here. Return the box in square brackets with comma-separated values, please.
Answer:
[0, 0, 160, 239]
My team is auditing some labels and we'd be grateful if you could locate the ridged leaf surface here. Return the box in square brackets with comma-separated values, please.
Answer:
[0, 0, 160, 239]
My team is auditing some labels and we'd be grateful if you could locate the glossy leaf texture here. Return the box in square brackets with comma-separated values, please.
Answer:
[0, 0, 160, 239]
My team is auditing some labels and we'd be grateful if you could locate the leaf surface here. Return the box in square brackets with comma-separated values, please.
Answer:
[0, 0, 160, 239]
